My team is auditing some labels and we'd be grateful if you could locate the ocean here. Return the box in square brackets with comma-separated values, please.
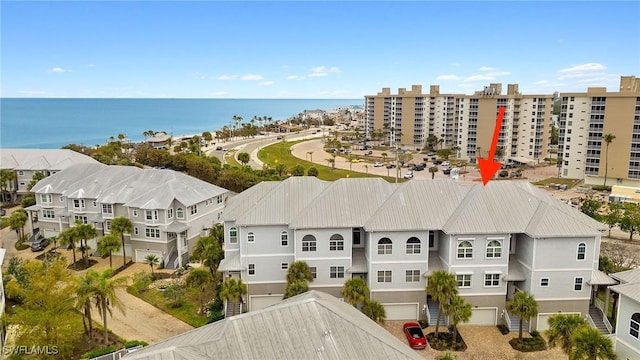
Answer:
[0, 98, 362, 149]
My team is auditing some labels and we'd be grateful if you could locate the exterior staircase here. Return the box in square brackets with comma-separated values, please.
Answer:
[165, 251, 178, 269]
[427, 298, 447, 327]
[225, 300, 242, 318]
[508, 313, 528, 332]
[589, 305, 611, 334]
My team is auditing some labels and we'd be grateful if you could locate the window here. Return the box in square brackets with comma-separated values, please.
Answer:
[145, 228, 161, 238]
[42, 209, 55, 219]
[147, 210, 159, 221]
[574, 277, 583, 291]
[352, 229, 361, 245]
[406, 270, 420, 283]
[105, 220, 112, 232]
[134, 227, 139, 235]
[457, 274, 472, 288]
[378, 238, 392, 255]
[167, 208, 173, 219]
[330, 266, 344, 279]
[217, 195, 223, 204]
[302, 235, 317, 252]
[310, 267, 317, 279]
[133, 209, 138, 217]
[631, 313, 640, 339]
[73, 199, 85, 208]
[59, 196, 64, 202]
[406, 237, 421, 254]
[40, 194, 52, 203]
[484, 273, 500, 287]
[457, 240, 473, 259]
[577, 243, 586, 260]
[428, 231, 435, 248]
[176, 208, 184, 219]
[540, 278, 549, 287]
[74, 215, 88, 224]
[281, 232, 288, 246]
[486, 240, 502, 258]
[329, 234, 344, 251]
[190, 205, 198, 215]
[377, 270, 392, 283]
[18, 171, 24, 176]
[92, 201, 97, 207]
[247, 232, 255, 243]
[281, 263, 288, 270]
[229, 227, 237, 243]
[248, 264, 255, 276]
[102, 203, 113, 214]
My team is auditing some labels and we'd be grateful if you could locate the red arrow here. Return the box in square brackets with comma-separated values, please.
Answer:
[477, 106, 506, 186]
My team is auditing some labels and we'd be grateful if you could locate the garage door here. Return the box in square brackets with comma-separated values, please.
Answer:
[112, 244, 133, 257]
[384, 304, 418, 321]
[250, 295, 283, 311]
[44, 229, 59, 239]
[135, 249, 163, 263]
[536, 314, 553, 331]
[468, 308, 497, 325]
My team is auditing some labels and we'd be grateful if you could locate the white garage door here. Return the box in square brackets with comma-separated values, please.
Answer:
[135, 249, 163, 263]
[250, 295, 283, 311]
[112, 244, 133, 257]
[384, 304, 418, 321]
[44, 229, 59, 239]
[468, 308, 497, 325]
[536, 314, 553, 331]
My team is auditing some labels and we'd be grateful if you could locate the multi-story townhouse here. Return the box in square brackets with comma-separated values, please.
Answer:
[364, 84, 554, 165]
[0, 149, 99, 202]
[609, 268, 640, 360]
[218, 177, 608, 331]
[28, 163, 229, 268]
[558, 75, 640, 186]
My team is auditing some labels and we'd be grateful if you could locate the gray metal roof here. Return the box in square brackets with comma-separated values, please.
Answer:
[0, 148, 99, 170]
[290, 178, 395, 229]
[218, 251, 245, 272]
[347, 248, 368, 273]
[611, 268, 640, 284]
[504, 258, 526, 281]
[221, 181, 281, 222]
[122, 290, 422, 360]
[235, 177, 330, 226]
[609, 282, 640, 303]
[589, 269, 618, 286]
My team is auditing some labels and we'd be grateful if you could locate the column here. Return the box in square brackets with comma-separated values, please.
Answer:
[177, 233, 183, 268]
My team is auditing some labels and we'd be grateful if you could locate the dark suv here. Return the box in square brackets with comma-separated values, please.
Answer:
[31, 237, 50, 252]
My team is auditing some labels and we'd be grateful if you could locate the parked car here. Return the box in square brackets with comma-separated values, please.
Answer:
[403, 322, 427, 349]
[441, 161, 450, 167]
[443, 166, 452, 175]
[31, 237, 50, 252]
[373, 162, 384, 167]
[433, 159, 443, 165]
[386, 163, 396, 169]
[404, 171, 414, 179]
[215, 146, 223, 150]
[414, 163, 427, 171]
[366, 150, 373, 155]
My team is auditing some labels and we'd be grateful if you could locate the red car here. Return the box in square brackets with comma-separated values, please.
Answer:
[403, 322, 427, 349]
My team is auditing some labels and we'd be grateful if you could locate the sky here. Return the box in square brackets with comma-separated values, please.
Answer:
[1, 1, 639, 99]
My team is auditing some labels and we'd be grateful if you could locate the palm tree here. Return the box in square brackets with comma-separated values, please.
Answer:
[284, 280, 310, 299]
[0, 169, 17, 205]
[546, 314, 588, 358]
[144, 254, 160, 277]
[75, 271, 98, 337]
[381, 152, 388, 162]
[75, 222, 97, 266]
[192, 233, 223, 280]
[7, 209, 28, 241]
[307, 151, 314, 162]
[426, 270, 458, 337]
[219, 277, 247, 316]
[111, 217, 132, 267]
[232, 115, 243, 140]
[58, 226, 80, 265]
[602, 133, 616, 187]
[97, 234, 121, 269]
[362, 299, 386, 324]
[341, 277, 369, 307]
[91, 268, 128, 344]
[506, 291, 538, 342]
[186, 268, 211, 312]
[570, 326, 616, 360]
[444, 295, 472, 344]
[284, 261, 314, 299]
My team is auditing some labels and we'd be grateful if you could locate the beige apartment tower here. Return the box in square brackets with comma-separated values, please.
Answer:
[558, 76, 640, 186]
[364, 84, 554, 164]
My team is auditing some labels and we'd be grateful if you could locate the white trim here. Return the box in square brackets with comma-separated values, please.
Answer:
[381, 302, 420, 320]
[533, 296, 591, 301]
[448, 264, 508, 268]
[532, 267, 594, 272]
[469, 306, 499, 325]
[245, 280, 287, 285]
[296, 256, 352, 261]
[451, 292, 505, 296]
[308, 284, 343, 289]
[455, 271, 474, 275]
[241, 253, 295, 258]
[370, 288, 426, 293]
[370, 260, 430, 265]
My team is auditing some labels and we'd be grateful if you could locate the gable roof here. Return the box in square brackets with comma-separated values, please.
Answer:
[609, 282, 640, 303]
[610, 268, 640, 285]
[122, 290, 421, 360]
[0, 148, 99, 170]
[221, 181, 281, 221]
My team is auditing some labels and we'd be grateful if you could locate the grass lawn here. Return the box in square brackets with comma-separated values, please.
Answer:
[128, 286, 214, 327]
[532, 177, 581, 188]
[224, 150, 242, 167]
[258, 140, 403, 182]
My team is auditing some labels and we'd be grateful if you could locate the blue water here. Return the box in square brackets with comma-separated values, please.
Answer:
[0, 98, 361, 149]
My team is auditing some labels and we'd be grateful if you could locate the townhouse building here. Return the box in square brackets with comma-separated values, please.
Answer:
[558, 75, 640, 186]
[609, 268, 640, 360]
[219, 177, 608, 331]
[28, 163, 229, 268]
[364, 84, 554, 165]
[0, 148, 99, 202]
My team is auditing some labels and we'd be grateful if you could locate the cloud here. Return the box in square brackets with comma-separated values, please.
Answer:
[87, 64, 96, 68]
[259, 81, 275, 86]
[49, 67, 71, 73]
[308, 65, 341, 78]
[557, 63, 608, 80]
[450, 62, 461, 67]
[240, 74, 264, 81]
[534, 80, 550, 85]
[463, 69, 511, 82]
[463, 74, 495, 82]
[436, 75, 461, 81]
[217, 74, 238, 80]
[211, 91, 229, 97]
[287, 75, 306, 80]
[478, 66, 495, 72]
[308, 72, 329, 78]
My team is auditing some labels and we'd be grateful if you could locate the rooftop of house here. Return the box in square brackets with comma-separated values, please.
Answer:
[121, 290, 422, 360]
[610, 268, 640, 303]
[0, 148, 99, 171]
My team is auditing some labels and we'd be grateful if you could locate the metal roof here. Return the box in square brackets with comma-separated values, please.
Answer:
[122, 290, 422, 360]
[504, 258, 527, 281]
[220, 181, 280, 222]
[347, 248, 368, 273]
[609, 282, 640, 303]
[290, 178, 395, 229]
[610, 268, 640, 284]
[217, 251, 244, 272]
[588, 269, 618, 286]
[0, 148, 99, 170]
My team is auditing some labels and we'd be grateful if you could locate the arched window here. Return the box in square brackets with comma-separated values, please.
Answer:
[247, 232, 255, 243]
[486, 240, 502, 258]
[330, 234, 344, 251]
[229, 227, 237, 243]
[281, 232, 288, 246]
[457, 240, 473, 259]
[406, 237, 421, 254]
[577, 243, 586, 260]
[378, 237, 392, 255]
[302, 235, 316, 252]
[176, 207, 184, 219]
[631, 313, 640, 339]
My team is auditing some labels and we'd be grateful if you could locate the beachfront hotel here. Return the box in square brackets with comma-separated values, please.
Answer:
[558, 75, 640, 186]
[364, 83, 555, 165]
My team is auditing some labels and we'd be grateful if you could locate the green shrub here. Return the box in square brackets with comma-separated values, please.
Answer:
[82, 346, 116, 359]
[591, 185, 611, 192]
[530, 330, 539, 337]
[124, 340, 148, 348]
[130, 270, 152, 294]
[498, 170, 509, 178]
[436, 352, 458, 360]
[208, 310, 224, 323]
[509, 336, 547, 352]
[497, 324, 510, 335]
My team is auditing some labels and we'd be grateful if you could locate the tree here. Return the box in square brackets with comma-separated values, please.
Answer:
[186, 268, 212, 312]
[97, 234, 121, 269]
[546, 314, 588, 358]
[284, 261, 314, 299]
[284, 280, 309, 299]
[506, 291, 538, 342]
[144, 254, 160, 277]
[307, 151, 314, 162]
[307, 167, 319, 177]
[58, 226, 80, 265]
[291, 164, 305, 176]
[202, 131, 213, 147]
[7, 208, 28, 241]
[495, 147, 505, 161]
[550, 125, 559, 145]
[426, 134, 438, 151]
[111, 217, 133, 267]
[341, 277, 369, 307]
[620, 202, 640, 241]
[91, 268, 128, 344]
[602, 133, 616, 187]
[581, 198, 603, 221]
[445, 295, 472, 343]
[219, 277, 247, 316]
[326, 158, 335, 169]
[1, 169, 17, 204]
[76, 270, 98, 337]
[192, 232, 223, 280]
[362, 299, 386, 324]
[429, 166, 439, 179]
[570, 326, 616, 360]
[436, 148, 453, 160]
[602, 202, 623, 237]
[381, 152, 388, 162]
[426, 270, 458, 337]
[75, 222, 97, 266]
[163, 284, 186, 308]
[237, 152, 251, 165]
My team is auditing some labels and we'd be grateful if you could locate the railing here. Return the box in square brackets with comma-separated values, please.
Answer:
[595, 298, 606, 313]
[603, 313, 613, 334]
[90, 346, 143, 360]
[585, 313, 596, 328]
[504, 310, 512, 331]
[425, 303, 431, 326]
